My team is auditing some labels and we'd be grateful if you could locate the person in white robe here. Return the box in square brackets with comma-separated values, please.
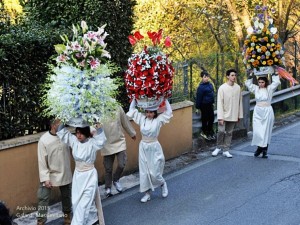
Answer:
[126, 99, 173, 203]
[245, 73, 281, 158]
[57, 125, 106, 225]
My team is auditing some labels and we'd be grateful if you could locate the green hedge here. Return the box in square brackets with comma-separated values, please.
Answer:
[0, 0, 135, 140]
[0, 25, 62, 139]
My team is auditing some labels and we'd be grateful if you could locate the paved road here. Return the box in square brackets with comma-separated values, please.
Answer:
[23, 120, 300, 225]
[102, 121, 300, 225]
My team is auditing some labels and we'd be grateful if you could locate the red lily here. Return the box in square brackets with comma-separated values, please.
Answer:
[147, 29, 163, 46]
[134, 31, 144, 40]
[164, 36, 172, 47]
[128, 35, 137, 46]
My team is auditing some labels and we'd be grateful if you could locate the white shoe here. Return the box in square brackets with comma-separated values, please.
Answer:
[212, 148, 221, 156]
[113, 180, 123, 193]
[105, 188, 113, 197]
[140, 193, 151, 203]
[222, 151, 233, 158]
[161, 182, 168, 198]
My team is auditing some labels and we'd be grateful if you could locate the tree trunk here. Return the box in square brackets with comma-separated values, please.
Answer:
[223, 0, 244, 50]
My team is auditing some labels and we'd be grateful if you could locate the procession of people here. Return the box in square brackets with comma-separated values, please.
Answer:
[32, 19, 292, 224]
[2, 5, 298, 224]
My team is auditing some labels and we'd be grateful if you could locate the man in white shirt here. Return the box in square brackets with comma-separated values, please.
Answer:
[212, 69, 243, 158]
[37, 119, 72, 225]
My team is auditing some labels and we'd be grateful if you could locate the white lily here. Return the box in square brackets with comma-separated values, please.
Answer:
[247, 26, 254, 35]
[268, 18, 273, 24]
[81, 21, 88, 33]
[270, 27, 277, 34]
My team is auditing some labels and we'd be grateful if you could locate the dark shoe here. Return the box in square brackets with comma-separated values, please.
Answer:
[63, 213, 72, 225]
[200, 132, 210, 140]
[209, 135, 216, 140]
[262, 150, 268, 158]
[262, 145, 268, 158]
[254, 147, 262, 157]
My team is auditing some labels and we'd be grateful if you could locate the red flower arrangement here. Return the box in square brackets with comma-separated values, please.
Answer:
[124, 29, 174, 104]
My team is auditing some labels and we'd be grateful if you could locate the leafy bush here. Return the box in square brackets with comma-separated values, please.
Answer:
[0, 0, 135, 140]
[0, 24, 63, 139]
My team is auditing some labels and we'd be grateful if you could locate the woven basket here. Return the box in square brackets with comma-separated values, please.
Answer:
[136, 97, 164, 110]
[253, 66, 274, 76]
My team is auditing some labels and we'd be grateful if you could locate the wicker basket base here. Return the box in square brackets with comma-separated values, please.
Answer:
[136, 97, 164, 110]
[66, 117, 89, 127]
[253, 66, 274, 76]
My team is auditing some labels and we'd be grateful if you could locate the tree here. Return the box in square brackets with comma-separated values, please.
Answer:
[0, 0, 23, 24]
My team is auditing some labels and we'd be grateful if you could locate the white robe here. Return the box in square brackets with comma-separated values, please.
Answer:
[127, 106, 172, 193]
[245, 75, 280, 147]
[57, 128, 106, 225]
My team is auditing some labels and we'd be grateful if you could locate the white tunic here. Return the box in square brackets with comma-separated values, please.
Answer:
[217, 83, 243, 121]
[101, 106, 136, 156]
[37, 131, 72, 186]
[57, 128, 106, 225]
[245, 75, 280, 147]
[127, 102, 172, 193]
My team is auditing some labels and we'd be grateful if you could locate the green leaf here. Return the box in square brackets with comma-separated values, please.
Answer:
[54, 44, 66, 54]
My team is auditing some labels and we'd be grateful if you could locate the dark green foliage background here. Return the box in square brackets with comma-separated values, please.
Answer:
[0, 0, 136, 140]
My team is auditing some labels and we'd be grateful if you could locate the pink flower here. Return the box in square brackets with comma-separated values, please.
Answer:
[89, 58, 100, 69]
[57, 54, 68, 62]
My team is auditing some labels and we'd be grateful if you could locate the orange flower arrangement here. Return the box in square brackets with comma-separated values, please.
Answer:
[242, 5, 285, 70]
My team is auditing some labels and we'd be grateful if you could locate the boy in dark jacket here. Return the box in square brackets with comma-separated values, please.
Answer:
[195, 70, 215, 140]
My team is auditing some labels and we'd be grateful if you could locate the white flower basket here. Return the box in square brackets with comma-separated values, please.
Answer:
[66, 117, 89, 128]
[253, 66, 275, 76]
[44, 64, 120, 125]
[136, 97, 164, 110]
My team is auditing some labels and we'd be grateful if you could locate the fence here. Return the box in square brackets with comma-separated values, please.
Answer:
[171, 52, 300, 114]
[170, 52, 247, 105]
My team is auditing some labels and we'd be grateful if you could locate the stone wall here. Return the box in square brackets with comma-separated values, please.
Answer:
[0, 101, 193, 214]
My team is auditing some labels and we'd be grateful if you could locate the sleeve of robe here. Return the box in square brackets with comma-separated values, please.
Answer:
[268, 75, 281, 95]
[89, 129, 107, 151]
[126, 100, 145, 126]
[217, 86, 224, 120]
[238, 86, 244, 119]
[157, 99, 173, 125]
[37, 138, 50, 182]
[57, 127, 78, 149]
[245, 78, 258, 93]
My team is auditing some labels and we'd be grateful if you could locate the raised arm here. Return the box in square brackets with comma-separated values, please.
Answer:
[268, 74, 281, 92]
[165, 99, 172, 116]
[245, 72, 257, 93]
[129, 99, 136, 110]
[90, 127, 107, 151]
[56, 124, 77, 147]
[126, 99, 145, 126]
